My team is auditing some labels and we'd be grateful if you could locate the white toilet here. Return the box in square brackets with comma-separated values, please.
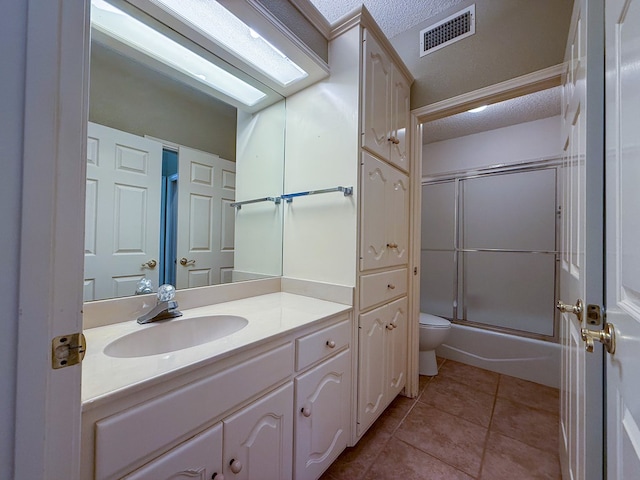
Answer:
[419, 313, 451, 376]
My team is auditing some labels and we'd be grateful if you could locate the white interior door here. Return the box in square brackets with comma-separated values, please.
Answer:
[604, 0, 640, 476]
[85, 122, 162, 300]
[176, 146, 235, 289]
[558, 0, 605, 478]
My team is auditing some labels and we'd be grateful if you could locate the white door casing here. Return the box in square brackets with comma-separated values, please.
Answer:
[176, 146, 236, 289]
[605, 0, 640, 476]
[85, 123, 163, 301]
[14, 0, 89, 478]
[559, 0, 605, 479]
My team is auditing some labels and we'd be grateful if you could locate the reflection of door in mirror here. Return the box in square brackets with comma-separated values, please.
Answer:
[85, 123, 163, 301]
[176, 146, 236, 290]
[84, 123, 236, 301]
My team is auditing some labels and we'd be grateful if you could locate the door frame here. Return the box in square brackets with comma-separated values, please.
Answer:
[407, 64, 564, 398]
[14, 0, 89, 477]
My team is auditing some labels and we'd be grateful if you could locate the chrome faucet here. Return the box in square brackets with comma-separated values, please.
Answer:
[137, 284, 183, 324]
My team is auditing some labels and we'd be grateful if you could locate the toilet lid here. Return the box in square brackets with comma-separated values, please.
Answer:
[419, 313, 451, 328]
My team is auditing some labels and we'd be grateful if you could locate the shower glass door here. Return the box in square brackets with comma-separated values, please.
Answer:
[421, 167, 559, 338]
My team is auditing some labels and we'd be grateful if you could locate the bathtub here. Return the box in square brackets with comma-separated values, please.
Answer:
[435, 323, 561, 388]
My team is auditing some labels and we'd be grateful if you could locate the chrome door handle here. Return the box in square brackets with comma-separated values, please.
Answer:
[581, 323, 616, 354]
[556, 299, 583, 322]
[179, 257, 195, 266]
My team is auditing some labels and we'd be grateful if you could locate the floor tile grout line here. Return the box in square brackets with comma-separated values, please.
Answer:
[477, 374, 502, 479]
[393, 436, 479, 479]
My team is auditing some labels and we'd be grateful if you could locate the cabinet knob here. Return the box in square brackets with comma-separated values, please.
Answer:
[229, 459, 243, 474]
[387, 284, 396, 290]
[326, 339, 336, 348]
[301, 405, 312, 417]
[211, 473, 225, 480]
[386, 242, 398, 249]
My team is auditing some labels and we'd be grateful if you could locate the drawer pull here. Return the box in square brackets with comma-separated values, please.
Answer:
[211, 473, 225, 480]
[386, 242, 398, 249]
[301, 405, 312, 417]
[229, 459, 243, 474]
[326, 340, 336, 348]
[387, 284, 396, 290]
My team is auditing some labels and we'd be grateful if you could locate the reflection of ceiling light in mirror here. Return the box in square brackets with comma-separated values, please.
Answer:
[152, 0, 308, 87]
[468, 105, 488, 113]
[90, 0, 267, 106]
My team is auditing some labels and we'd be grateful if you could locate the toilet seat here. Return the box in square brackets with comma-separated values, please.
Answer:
[419, 313, 450, 328]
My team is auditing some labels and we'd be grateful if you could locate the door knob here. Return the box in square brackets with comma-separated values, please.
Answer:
[581, 323, 616, 354]
[556, 299, 583, 322]
[141, 259, 157, 269]
[179, 257, 195, 266]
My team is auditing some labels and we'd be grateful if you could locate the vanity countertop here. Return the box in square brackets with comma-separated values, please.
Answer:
[82, 292, 351, 410]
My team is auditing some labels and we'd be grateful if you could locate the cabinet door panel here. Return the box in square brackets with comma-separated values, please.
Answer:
[387, 166, 409, 267]
[124, 423, 223, 480]
[386, 297, 408, 400]
[223, 383, 293, 480]
[389, 65, 410, 173]
[357, 306, 387, 436]
[294, 349, 351, 479]
[362, 30, 391, 160]
[360, 152, 390, 270]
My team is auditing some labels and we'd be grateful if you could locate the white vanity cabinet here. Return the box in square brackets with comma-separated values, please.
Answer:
[123, 423, 223, 480]
[82, 309, 352, 480]
[222, 383, 294, 480]
[294, 325, 351, 480]
[357, 296, 408, 436]
[362, 29, 411, 173]
[360, 152, 409, 271]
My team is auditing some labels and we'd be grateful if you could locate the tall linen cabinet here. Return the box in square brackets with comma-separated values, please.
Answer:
[283, 8, 415, 442]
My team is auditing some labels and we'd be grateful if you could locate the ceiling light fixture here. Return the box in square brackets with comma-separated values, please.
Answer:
[151, 0, 309, 87]
[90, 0, 268, 107]
[468, 105, 488, 113]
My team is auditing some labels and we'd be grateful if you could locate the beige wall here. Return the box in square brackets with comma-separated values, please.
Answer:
[390, 0, 573, 109]
[89, 43, 237, 160]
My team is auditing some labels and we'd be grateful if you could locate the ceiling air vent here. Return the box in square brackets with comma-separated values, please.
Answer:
[419, 4, 475, 57]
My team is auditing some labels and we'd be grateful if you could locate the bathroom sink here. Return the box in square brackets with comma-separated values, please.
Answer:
[104, 315, 249, 358]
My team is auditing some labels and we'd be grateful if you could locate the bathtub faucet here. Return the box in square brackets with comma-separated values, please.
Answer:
[137, 284, 183, 324]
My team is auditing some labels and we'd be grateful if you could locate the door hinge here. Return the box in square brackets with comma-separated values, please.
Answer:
[52, 332, 86, 369]
[586, 304, 603, 326]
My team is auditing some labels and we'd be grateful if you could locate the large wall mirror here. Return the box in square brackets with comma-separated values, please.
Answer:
[84, 0, 290, 301]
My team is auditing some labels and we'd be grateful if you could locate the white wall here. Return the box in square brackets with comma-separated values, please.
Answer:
[423, 116, 562, 176]
[0, 1, 27, 475]
[234, 100, 286, 278]
[282, 27, 360, 286]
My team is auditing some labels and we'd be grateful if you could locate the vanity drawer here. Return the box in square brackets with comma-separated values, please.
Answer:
[296, 318, 351, 371]
[360, 268, 407, 311]
[94, 342, 293, 480]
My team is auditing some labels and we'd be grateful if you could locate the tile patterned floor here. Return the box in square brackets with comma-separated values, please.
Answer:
[321, 358, 561, 480]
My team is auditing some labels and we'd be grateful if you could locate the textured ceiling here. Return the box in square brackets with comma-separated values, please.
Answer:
[423, 86, 562, 144]
[307, 0, 465, 38]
